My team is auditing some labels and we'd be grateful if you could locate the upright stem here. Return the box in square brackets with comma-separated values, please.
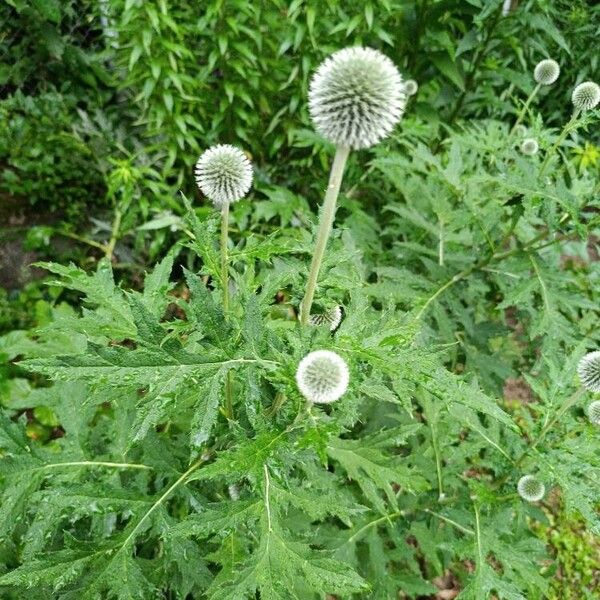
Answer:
[299, 145, 350, 325]
[220, 202, 230, 315]
[539, 110, 581, 178]
[509, 83, 541, 138]
[438, 218, 445, 266]
[220, 202, 234, 419]
[105, 206, 123, 260]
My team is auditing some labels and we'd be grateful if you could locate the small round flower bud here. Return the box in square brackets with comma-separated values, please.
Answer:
[514, 124, 528, 138]
[517, 475, 545, 502]
[571, 82, 600, 112]
[295, 349, 349, 404]
[587, 401, 600, 425]
[577, 351, 600, 393]
[404, 79, 418, 96]
[309, 305, 343, 332]
[194, 144, 253, 207]
[309, 47, 406, 150]
[520, 138, 539, 156]
[533, 59, 560, 85]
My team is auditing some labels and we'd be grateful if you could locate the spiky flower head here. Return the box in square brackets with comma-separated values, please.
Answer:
[308, 47, 406, 150]
[533, 59, 560, 85]
[577, 351, 600, 392]
[587, 401, 600, 425]
[295, 349, 349, 404]
[514, 124, 528, 138]
[517, 475, 545, 502]
[309, 305, 343, 332]
[572, 81, 600, 112]
[404, 79, 418, 96]
[520, 137, 539, 156]
[194, 144, 253, 207]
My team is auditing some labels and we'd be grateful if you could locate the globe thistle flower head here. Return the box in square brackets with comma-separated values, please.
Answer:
[295, 349, 349, 404]
[194, 144, 253, 207]
[577, 351, 600, 393]
[514, 124, 528, 138]
[533, 59, 560, 85]
[309, 305, 343, 332]
[571, 81, 600, 111]
[587, 401, 600, 425]
[404, 79, 418, 96]
[520, 137, 539, 156]
[517, 475, 545, 502]
[309, 47, 406, 150]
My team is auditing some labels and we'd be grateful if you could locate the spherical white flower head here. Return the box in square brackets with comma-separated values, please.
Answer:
[533, 59, 560, 85]
[517, 475, 545, 502]
[514, 124, 528, 138]
[572, 82, 600, 111]
[577, 351, 600, 392]
[587, 401, 600, 425]
[194, 144, 253, 207]
[520, 137, 539, 156]
[309, 47, 406, 150]
[404, 79, 418, 96]
[309, 305, 343, 332]
[296, 349, 349, 404]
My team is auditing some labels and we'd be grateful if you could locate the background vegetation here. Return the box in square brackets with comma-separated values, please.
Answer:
[1, 0, 599, 598]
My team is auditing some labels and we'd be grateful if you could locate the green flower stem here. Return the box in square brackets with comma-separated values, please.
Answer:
[40, 460, 152, 471]
[429, 419, 445, 501]
[220, 202, 230, 315]
[300, 144, 350, 325]
[539, 110, 581, 178]
[220, 201, 234, 420]
[509, 82, 541, 138]
[438, 217, 445, 266]
[105, 206, 123, 260]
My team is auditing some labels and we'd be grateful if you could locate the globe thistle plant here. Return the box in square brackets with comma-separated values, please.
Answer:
[296, 350, 349, 404]
[510, 58, 559, 138]
[300, 47, 405, 324]
[194, 145, 253, 420]
[587, 401, 600, 425]
[194, 144, 252, 208]
[404, 79, 418, 97]
[514, 124, 528, 138]
[577, 351, 600, 393]
[533, 59, 560, 86]
[540, 81, 600, 177]
[520, 138, 539, 156]
[308, 47, 406, 150]
[309, 305, 343, 332]
[517, 475, 545, 502]
[571, 81, 600, 112]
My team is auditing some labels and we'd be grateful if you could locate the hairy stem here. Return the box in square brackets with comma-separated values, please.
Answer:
[220, 202, 234, 420]
[438, 217, 445, 266]
[220, 202, 230, 315]
[41, 460, 152, 471]
[300, 145, 350, 324]
[508, 82, 541, 138]
[263, 463, 273, 532]
[539, 110, 581, 178]
[429, 419, 445, 501]
[105, 206, 123, 260]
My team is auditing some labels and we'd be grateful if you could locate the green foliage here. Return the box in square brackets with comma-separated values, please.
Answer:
[0, 92, 106, 214]
[1, 1, 600, 597]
